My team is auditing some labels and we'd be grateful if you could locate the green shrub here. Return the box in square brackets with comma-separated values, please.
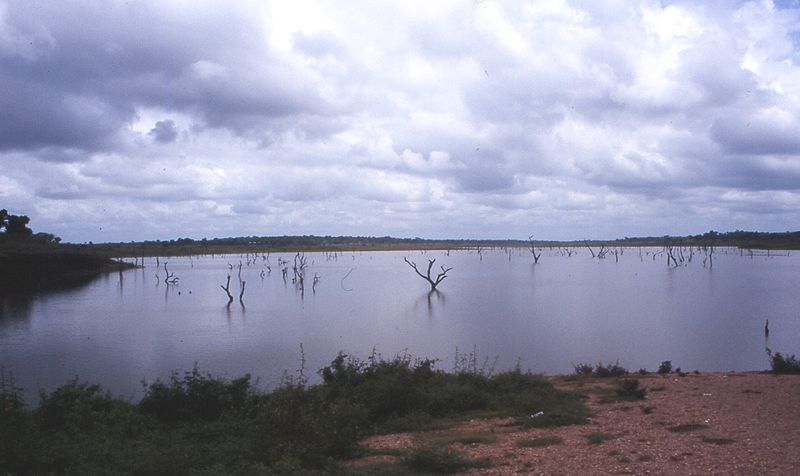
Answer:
[139, 366, 252, 423]
[38, 379, 126, 432]
[594, 362, 628, 378]
[0, 369, 36, 474]
[585, 432, 615, 444]
[0, 352, 591, 474]
[516, 435, 563, 447]
[615, 379, 646, 400]
[657, 361, 672, 374]
[700, 436, 735, 445]
[573, 361, 628, 377]
[573, 363, 594, 376]
[404, 445, 491, 474]
[766, 348, 800, 374]
[667, 423, 708, 433]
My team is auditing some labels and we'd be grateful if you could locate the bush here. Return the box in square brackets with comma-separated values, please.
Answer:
[404, 445, 491, 474]
[38, 379, 125, 432]
[657, 361, 673, 374]
[1, 369, 36, 474]
[573, 363, 594, 376]
[0, 352, 591, 474]
[594, 362, 628, 378]
[573, 361, 628, 378]
[766, 348, 800, 374]
[615, 379, 646, 400]
[139, 366, 252, 423]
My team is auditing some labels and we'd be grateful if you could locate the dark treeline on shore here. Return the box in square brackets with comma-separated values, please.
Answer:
[3, 207, 800, 260]
[88, 229, 800, 257]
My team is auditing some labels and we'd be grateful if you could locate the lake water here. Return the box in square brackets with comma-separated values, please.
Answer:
[1, 248, 798, 403]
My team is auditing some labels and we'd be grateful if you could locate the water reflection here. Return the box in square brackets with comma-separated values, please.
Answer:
[412, 289, 447, 319]
[0, 296, 33, 321]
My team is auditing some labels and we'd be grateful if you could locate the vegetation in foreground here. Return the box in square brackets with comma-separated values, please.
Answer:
[766, 348, 800, 374]
[0, 352, 588, 475]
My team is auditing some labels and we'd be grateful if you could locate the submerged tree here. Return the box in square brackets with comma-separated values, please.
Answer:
[220, 275, 234, 305]
[528, 235, 542, 264]
[404, 257, 452, 291]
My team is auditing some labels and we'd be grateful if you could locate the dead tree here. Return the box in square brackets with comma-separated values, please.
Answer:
[584, 241, 596, 258]
[666, 246, 679, 267]
[701, 232, 717, 268]
[293, 252, 308, 294]
[239, 280, 246, 304]
[220, 275, 234, 305]
[528, 235, 542, 264]
[163, 262, 178, 285]
[404, 257, 452, 291]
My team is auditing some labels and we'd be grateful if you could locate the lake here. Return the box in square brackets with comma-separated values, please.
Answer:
[1, 247, 798, 403]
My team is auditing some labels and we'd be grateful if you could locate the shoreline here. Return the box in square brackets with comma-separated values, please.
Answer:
[0, 248, 133, 296]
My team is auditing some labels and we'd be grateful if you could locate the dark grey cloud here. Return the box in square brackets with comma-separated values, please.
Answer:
[711, 115, 800, 155]
[0, 1, 332, 155]
[149, 120, 177, 144]
[0, 71, 131, 153]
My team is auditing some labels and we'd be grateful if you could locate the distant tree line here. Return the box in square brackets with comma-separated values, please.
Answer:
[617, 230, 800, 250]
[93, 235, 523, 256]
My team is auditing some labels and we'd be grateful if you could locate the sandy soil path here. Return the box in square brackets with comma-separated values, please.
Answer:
[356, 373, 800, 475]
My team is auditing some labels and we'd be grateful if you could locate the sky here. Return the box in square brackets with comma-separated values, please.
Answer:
[1, 0, 799, 243]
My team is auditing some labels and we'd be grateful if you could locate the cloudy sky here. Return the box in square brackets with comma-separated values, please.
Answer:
[1, 0, 799, 243]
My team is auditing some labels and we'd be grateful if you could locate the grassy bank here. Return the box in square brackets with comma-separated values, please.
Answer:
[0, 353, 589, 475]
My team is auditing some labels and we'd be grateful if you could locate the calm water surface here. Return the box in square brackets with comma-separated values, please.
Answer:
[1, 248, 798, 402]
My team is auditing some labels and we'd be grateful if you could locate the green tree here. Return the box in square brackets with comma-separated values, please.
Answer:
[0, 209, 35, 239]
[5, 214, 32, 236]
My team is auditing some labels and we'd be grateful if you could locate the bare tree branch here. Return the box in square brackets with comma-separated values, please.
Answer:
[220, 275, 233, 305]
[404, 257, 452, 291]
[528, 235, 542, 264]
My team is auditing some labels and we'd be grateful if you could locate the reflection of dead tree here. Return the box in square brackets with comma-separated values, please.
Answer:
[220, 275, 234, 305]
[163, 263, 179, 285]
[293, 252, 308, 296]
[404, 257, 452, 291]
[702, 244, 715, 268]
[340, 268, 354, 291]
[528, 235, 542, 264]
[701, 231, 717, 268]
